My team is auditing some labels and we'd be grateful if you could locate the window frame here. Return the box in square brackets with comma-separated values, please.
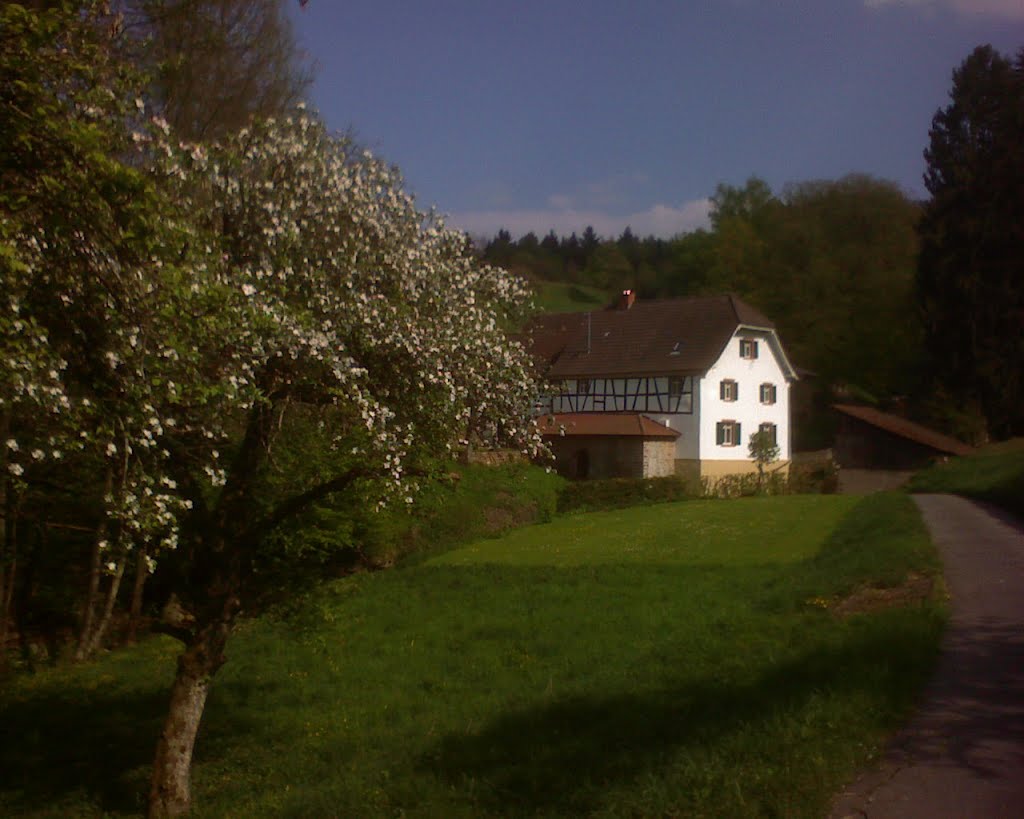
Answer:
[758, 421, 778, 448]
[759, 382, 777, 405]
[719, 378, 738, 402]
[716, 420, 741, 447]
[739, 338, 759, 360]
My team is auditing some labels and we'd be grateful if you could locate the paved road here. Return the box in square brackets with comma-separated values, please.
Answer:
[831, 494, 1024, 819]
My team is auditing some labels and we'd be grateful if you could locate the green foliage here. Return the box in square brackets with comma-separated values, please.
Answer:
[263, 462, 566, 576]
[0, 494, 944, 818]
[787, 458, 840, 495]
[748, 428, 781, 471]
[124, 0, 314, 142]
[917, 45, 1024, 438]
[488, 174, 924, 417]
[703, 470, 787, 499]
[556, 473, 700, 513]
[908, 439, 1024, 518]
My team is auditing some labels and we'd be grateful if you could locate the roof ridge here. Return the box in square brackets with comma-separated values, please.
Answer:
[726, 293, 741, 324]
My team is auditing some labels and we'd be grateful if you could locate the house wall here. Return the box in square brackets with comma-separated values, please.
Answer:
[551, 376, 694, 415]
[647, 393, 700, 460]
[698, 329, 791, 464]
[700, 458, 790, 479]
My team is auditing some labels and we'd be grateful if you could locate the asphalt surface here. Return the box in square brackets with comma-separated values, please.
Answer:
[830, 494, 1024, 819]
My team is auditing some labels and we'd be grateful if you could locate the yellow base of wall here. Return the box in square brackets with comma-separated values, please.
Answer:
[675, 459, 791, 480]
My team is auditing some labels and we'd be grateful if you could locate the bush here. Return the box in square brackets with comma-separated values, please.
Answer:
[264, 462, 566, 573]
[556, 474, 700, 513]
[788, 460, 840, 494]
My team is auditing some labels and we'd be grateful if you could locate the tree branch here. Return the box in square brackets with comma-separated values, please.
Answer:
[245, 465, 377, 543]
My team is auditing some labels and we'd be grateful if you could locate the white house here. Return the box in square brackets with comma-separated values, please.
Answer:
[529, 291, 797, 480]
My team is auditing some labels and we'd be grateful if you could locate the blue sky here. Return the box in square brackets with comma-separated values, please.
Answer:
[289, 0, 1023, 239]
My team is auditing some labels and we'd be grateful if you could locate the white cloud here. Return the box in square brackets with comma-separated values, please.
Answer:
[865, 0, 1024, 19]
[448, 199, 712, 241]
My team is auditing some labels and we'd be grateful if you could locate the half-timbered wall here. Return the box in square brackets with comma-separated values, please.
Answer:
[549, 376, 694, 415]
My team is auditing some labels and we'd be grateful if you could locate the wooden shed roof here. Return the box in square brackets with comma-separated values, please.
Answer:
[833, 404, 975, 457]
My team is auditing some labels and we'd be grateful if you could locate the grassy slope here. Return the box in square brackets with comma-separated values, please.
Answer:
[908, 438, 1024, 518]
[1, 494, 944, 818]
[532, 280, 611, 314]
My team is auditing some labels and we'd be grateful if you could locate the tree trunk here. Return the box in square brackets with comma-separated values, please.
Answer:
[76, 465, 114, 661]
[127, 547, 149, 644]
[148, 606, 235, 818]
[82, 556, 126, 657]
[0, 527, 14, 672]
[0, 412, 10, 671]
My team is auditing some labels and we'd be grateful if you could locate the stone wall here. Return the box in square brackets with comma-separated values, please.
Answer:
[642, 440, 676, 477]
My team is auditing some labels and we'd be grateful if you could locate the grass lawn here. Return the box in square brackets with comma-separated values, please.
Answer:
[0, 494, 945, 818]
[908, 438, 1024, 518]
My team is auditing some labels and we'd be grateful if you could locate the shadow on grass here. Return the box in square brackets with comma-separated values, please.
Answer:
[0, 684, 166, 814]
[423, 613, 942, 816]
[0, 673, 279, 815]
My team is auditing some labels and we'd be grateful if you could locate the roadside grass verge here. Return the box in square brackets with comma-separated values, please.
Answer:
[0, 493, 945, 818]
[908, 438, 1024, 518]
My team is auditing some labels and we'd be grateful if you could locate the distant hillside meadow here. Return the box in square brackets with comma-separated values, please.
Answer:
[1, 493, 945, 818]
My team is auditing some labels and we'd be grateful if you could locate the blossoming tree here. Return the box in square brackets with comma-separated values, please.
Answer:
[137, 112, 542, 815]
[3, 6, 542, 815]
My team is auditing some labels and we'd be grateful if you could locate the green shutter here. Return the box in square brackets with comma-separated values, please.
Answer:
[736, 422, 742, 444]
[734, 382, 739, 401]
[716, 422, 724, 445]
[752, 341, 759, 358]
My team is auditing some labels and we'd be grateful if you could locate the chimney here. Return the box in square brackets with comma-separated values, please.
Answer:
[618, 289, 636, 310]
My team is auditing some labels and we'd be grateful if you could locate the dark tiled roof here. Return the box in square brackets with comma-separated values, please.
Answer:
[833, 404, 975, 457]
[536, 412, 680, 439]
[528, 295, 776, 378]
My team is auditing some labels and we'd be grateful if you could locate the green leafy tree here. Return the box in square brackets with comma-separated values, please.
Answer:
[748, 429, 780, 490]
[918, 44, 1024, 438]
[1, 0, 179, 668]
[144, 116, 542, 815]
[3, 6, 543, 814]
[117, 0, 314, 141]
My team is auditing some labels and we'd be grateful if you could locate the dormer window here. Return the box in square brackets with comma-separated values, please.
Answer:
[739, 338, 759, 360]
[719, 379, 738, 402]
[759, 383, 777, 404]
